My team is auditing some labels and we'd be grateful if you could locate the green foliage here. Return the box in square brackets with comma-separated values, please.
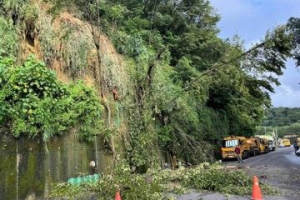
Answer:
[125, 102, 159, 172]
[242, 26, 293, 92]
[68, 81, 104, 140]
[0, 0, 29, 22]
[0, 17, 19, 57]
[36, 8, 59, 65]
[258, 107, 300, 138]
[38, 0, 296, 167]
[288, 17, 300, 66]
[183, 167, 278, 196]
[50, 162, 278, 199]
[184, 168, 251, 194]
[87, 0, 293, 164]
[0, 0, 37, 58]
[276, 123, 300, 137]
[263, 107, 300, 127]
[0, 56, 104, 141]
[60, 23, 94, 77]
[50, 161, 163, 200]
[173, 57, 198, 85]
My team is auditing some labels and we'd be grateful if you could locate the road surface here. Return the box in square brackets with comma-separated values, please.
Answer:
[175, 146, 300, 200]
[240, 146, 300, 199]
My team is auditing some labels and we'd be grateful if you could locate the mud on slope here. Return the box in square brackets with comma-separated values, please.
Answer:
[21, 2, 129, 99]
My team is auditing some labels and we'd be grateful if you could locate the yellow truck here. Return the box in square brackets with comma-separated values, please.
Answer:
[262, 138, 270, 153]
[255, 135, 276, 151]
[250, 137, 267, 154]
[221, 136, 256, 160]
[297, 137, 300, 147]
[255, 137, 270, 153]
[282, 138, 291, 147]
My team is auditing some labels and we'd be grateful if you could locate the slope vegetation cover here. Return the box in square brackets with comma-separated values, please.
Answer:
[46, 0, 295, 167]
[0, 0, 299, 174]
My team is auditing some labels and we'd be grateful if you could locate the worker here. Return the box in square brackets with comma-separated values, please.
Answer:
[293, 141, 299, 155]
[234, 145, 243, 163]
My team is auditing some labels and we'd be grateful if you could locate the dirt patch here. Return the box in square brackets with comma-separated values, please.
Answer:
[21, 3, 129, 97]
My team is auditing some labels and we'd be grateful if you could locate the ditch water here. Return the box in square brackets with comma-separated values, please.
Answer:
[0, 133, 113, 200]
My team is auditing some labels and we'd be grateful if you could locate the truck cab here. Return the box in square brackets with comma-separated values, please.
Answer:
[221, 136, 252, 160]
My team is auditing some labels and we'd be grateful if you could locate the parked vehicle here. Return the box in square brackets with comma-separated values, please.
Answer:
[282, 138, 291, 147]
[250, 137, 266, 154]
[255, 135, 276, 151]
[221, 136, 256, 160]
[297, 137, 300, 147]
[268, 140, 276, 151]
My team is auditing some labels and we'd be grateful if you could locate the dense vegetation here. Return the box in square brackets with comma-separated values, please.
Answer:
[263, 107, 300, 127]
[1, 0, 300, 171]
[256, 107, 300, 137]
[0, 56, 105, 141]
[48, 0, 297, 168]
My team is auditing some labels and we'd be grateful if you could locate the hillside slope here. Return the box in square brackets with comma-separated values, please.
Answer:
[0, 0, 296, 171]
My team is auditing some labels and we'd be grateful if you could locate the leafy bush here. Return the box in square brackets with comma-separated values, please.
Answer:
[184, 168, 251, 194]
[50, 161, 163, 200]
[0, 56, 104, 141]
[182, 165, 278, 196]
[0, 17, 19, 57]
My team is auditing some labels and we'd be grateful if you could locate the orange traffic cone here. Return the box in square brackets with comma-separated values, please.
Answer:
[252, 175, 263, 200]
[115, 191, 121, 200]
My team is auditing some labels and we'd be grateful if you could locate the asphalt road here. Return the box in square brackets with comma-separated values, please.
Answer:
[175, 146, 300, 200]
[225, 146, 300, 200]
[240, 145, 300, 168]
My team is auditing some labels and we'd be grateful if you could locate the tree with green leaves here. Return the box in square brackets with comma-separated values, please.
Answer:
[48, 0, 295, 167]
[287, 17, 300, 66]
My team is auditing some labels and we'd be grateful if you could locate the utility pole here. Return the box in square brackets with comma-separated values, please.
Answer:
[275, 128, 278, 147]
[264, 126, 267, 135]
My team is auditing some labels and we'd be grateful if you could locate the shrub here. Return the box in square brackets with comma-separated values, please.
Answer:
[0, 56, 104, 141]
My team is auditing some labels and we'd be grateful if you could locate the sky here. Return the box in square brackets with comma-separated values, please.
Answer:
[209, 0, 300, 107]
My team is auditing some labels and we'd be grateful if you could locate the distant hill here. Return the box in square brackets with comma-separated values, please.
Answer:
[262, 107, 300, 127]
[258, 107, 300, 137]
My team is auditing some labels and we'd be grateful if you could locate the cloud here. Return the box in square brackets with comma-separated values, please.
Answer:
[210, 0, 300, 42]
[271, 85, 300, 107]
